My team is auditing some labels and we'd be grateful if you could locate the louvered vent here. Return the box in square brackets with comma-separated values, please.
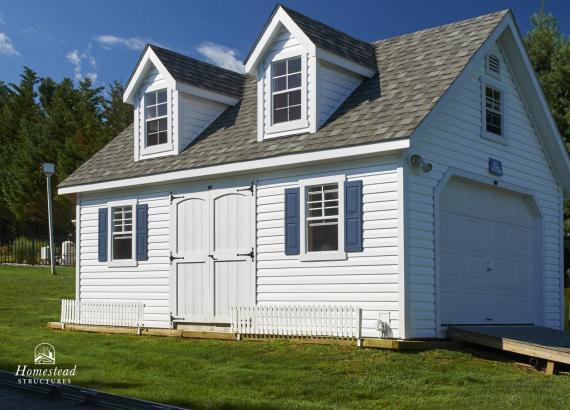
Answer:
[488, 54, 500, 75]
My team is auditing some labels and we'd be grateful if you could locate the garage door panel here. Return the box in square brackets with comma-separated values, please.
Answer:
[439, 178, 538, 326]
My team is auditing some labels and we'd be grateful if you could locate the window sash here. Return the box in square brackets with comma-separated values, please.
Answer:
[271, 57, 302, 125]
[145, 89, 168, 147]
[111, 206, 133, 260]
[305, 184, 339, 252]
[485, 85, 502, 135]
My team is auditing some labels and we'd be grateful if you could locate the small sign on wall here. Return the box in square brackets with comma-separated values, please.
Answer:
[488, 158, 503, 177]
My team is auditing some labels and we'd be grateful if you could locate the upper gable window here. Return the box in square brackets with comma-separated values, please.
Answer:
[272, 56, 302, 124]
[485, 85, 502, 136]
[145, 89, 168, 147]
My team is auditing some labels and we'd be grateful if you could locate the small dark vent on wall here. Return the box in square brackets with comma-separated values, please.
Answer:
[487, 54, 500, 75]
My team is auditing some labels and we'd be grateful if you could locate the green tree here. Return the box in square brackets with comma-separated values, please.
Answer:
[525, 7, 570, 235]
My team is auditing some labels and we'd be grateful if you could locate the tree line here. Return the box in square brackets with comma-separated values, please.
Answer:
[0, 70, 131, 240]
[0, 7, 568, 242]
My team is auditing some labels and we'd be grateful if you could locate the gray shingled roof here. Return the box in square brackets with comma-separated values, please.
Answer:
[60, 10, 509, 188]
[149, 44, 245, 98]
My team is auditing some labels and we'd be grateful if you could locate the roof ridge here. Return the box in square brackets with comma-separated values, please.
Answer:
[279, 4, 374, 50]
[372, 9, 510, 45]
[148, 43, 245, 78]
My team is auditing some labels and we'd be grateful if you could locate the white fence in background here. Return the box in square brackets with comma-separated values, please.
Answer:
[60, 299, 144, 330]
[231, 305, 362, 343]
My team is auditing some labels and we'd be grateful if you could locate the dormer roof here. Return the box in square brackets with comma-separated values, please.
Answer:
[123, 44, 245, 104]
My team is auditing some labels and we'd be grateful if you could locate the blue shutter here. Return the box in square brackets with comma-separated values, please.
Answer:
[98, 208, 108, 262]
[345, 180, 363, 252]
[284, 188, 300, 255]
[136, 204, 149, 261]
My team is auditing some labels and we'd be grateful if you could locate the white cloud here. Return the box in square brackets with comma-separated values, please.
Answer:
[94, 34, 148, 50]
[66, 46, 97, 82]
[197, 41, 244, 73]
[0, 32, 19, 56]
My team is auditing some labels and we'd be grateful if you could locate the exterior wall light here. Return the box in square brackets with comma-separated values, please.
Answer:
[410, 154, 432, 173]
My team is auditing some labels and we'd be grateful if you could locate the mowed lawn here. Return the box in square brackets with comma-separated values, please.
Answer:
[0, 266, 569, 409]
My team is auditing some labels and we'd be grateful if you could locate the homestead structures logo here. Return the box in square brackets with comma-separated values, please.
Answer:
[15, 343, 77, 385]
[34, 343, 55, 364]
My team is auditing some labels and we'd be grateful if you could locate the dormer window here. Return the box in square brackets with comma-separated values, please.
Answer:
[145, 89, 168, 147]
[272, 56, 302, 124]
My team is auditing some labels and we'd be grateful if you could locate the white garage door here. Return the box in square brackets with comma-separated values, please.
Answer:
[170, 186, 255, 323]
[439, 178, 539, 326]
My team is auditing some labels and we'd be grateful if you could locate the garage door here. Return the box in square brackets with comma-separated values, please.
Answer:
[439, 178, 539, 326]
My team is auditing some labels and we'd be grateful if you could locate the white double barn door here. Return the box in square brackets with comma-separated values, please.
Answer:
[171, 187, 255, 323]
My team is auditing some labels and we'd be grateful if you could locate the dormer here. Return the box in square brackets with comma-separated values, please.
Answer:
[124, 45, 245, 161]
[245, 5, 377, 141]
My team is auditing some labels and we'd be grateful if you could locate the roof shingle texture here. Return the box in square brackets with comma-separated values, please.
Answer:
[60, 10, 508, 188]
[150, 45, 245, 98]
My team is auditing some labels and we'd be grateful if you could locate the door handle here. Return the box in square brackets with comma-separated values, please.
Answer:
[169, 253, 184, 264]
[208, 254, 217, 260]
[237, 247, 254, 261]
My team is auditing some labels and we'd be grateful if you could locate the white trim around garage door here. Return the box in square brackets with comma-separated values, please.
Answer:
[433, 168, 545, 338]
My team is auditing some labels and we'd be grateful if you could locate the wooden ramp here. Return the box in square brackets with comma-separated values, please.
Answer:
[447, 325, 570, 374]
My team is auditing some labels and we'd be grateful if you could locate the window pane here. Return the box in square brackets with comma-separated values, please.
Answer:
[273, 93, 288, 109]
[289, 105, 301, 121]
[158, 117, 168, 131]
[288, 57, 301, 73]
[273, 108, 288, 124]
[146, 106, 156, 119]
[324, 207, 338, 216]
[289, 89, 301, 106]
[145, 92, 156, 107]
[147, 119, 158, 133]
[147, 133, 158, 146]
[273, 76, 287, 92]
[288, 73, 301, 89]
[273, 60, 287, 77]
[158, 131, 168, 144]
[157, 89, 167, 103]
[307, 221, 338, 252]
[113, 237, 132, 260]
[157, 103, 167, 117]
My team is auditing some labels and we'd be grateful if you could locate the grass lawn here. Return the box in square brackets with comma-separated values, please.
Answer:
[0, 265, 569, 409]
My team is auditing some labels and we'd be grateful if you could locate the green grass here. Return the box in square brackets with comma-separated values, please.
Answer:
[0, 265, 569, 409]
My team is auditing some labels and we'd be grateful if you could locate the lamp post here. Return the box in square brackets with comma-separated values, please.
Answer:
[42, 163, 56, 275]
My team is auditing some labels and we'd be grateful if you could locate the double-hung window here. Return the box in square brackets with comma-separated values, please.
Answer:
[306, 184, 339, 252]
[485, 85, 502, 136]
[272, 57, 302, 124]
[145, 89, 168, 147]
[111, 205, 133, 260]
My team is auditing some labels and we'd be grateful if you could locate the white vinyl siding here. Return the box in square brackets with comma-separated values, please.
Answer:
[256, 157, 403, 338]
[317, 62, 362, 127]
[406, 43, 563, 337]
[180, 94, 227, 149]
[79, 189, 171, 328]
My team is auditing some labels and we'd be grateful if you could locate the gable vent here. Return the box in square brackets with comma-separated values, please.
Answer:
[487, 54, 500, 75]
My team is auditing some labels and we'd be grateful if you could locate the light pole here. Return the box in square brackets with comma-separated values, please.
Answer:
[42, 163, 56, 275]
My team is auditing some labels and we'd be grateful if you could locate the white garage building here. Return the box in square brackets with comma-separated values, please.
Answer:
[58, 6, 570, 339]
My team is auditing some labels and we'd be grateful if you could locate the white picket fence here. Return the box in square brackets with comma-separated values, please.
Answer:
[231, 305, 362, 343]
[60, 299, 144, 330]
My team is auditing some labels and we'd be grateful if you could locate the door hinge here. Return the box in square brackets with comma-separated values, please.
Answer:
[237, 181, 254, 196]
[169, 252, 184, 264]
[170, 192, 184, 203]
[237, 247, 255, 261]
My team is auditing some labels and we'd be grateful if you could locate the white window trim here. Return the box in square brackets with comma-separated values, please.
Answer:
[140, 85, 173, 157]
[264, 50, 309, 139]
[480, 75, 507, 145]
[299, 175, 346, 262]
[107, 199, 138, 268]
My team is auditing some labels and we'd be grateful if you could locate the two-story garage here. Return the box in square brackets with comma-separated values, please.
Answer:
[58, 5, 570, 339]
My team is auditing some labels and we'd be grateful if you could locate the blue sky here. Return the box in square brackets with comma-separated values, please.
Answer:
[0, 0, 568, 88]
